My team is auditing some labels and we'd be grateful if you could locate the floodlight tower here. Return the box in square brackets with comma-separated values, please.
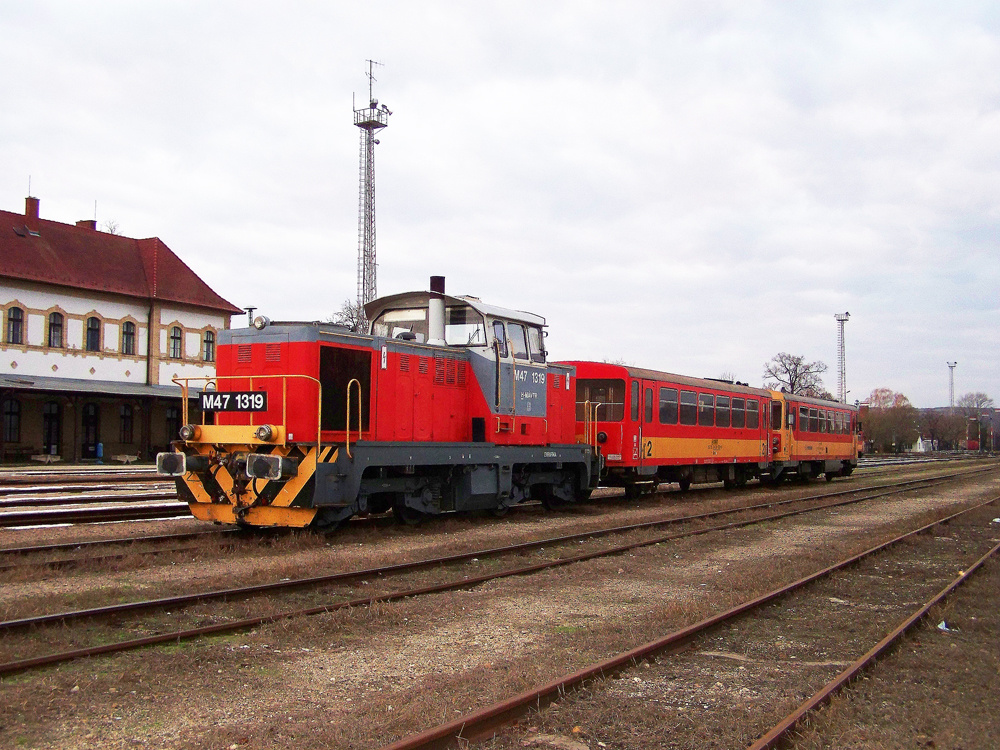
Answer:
[835, 312, 850, 403]
[354, 60, 391, 331]
[947, 362, 957, 407]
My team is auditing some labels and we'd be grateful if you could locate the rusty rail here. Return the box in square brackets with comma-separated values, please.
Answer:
[379, 498, 999, 750]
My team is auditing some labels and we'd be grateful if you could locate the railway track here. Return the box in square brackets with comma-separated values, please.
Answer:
[379, 497, 1000, 750]
[0, 501, 190, 527]
[0, 467, 989, 677]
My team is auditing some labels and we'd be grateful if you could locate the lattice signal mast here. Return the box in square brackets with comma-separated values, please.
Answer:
[354, 60, 391, 330]
[948, 361, 957, 408]
[835, 312, 850, 403]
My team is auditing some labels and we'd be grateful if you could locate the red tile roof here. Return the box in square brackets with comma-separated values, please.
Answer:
[1, 200, 242, 315]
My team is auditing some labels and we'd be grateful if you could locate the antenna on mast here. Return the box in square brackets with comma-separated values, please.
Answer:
[353, 59, 391, 332]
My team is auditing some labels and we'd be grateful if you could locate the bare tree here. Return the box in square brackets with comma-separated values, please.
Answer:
[327, 299, 365, 333]
[956, 392, 994, 413]
[863, 388, 919, 453]
[762, 353, 829, 396]
[102, 219, 120, 235]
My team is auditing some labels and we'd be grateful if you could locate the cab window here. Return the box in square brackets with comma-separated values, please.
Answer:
[799, 405, 809, 432]
[644, 388, 653, 423]
[508, 323, 529, 361]
[631, 381, 640, 421]
[771, 401, 782, 430]
[444, 306, 487, 346]
[527, 327, 545, 363]
[492, 321, 508, 358]
[576, 379, 625, 421]
[747, 399, 759, 429]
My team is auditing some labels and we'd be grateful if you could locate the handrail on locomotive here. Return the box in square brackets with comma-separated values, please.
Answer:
[171, 374, 323, 451]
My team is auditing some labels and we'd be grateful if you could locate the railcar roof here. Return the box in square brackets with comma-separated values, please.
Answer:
[364, 291, 546, 327]
[777, 391, 859, 411]
[565, 361, 772, 398]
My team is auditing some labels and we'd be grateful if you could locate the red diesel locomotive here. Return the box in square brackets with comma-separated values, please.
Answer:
[158, 277, 599, 527]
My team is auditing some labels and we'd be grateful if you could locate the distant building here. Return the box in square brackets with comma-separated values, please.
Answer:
[1, 196, 241, 462]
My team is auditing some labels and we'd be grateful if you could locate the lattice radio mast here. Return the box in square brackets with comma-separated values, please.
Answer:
[354, 60, 391, 331]
[947, 361, 957, 408]
[835, 312, 850, 403]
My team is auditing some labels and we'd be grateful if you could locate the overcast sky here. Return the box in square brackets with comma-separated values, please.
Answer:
[2, 2, 998, 407]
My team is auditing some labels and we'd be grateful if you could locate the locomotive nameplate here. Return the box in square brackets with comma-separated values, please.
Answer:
[200, 391, 268, 412]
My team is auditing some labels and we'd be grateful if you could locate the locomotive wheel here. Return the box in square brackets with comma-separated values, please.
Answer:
[392, 504, 424, 526]
[537, 486, 565, 511]
[624, 483, 641, 500]
[678, 479, 691, 492]
[491, 504, 510, 517]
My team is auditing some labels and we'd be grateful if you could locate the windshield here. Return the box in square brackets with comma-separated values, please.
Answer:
[445, 306, 487, 346]
[371, 305, 487, 347]
[371, 308, 428, 342]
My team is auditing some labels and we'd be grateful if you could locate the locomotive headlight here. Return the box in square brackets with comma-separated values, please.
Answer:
[252, 315, 271, 330]
[254, 424, 274, 442]
[246, 453, 298, 480]
[156, 452, 186, 476]
[597, 431, 608, 444]
[179, 424, 200, 441]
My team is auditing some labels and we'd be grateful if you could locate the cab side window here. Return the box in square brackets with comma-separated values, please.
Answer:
[527, 327, 545, 363]
[492, 321, 508, 358]
[508, 323, 529, 361]
[631, 380, 640, 421]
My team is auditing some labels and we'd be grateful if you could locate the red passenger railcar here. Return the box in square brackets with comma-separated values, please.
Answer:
[564, 362, 774, 495]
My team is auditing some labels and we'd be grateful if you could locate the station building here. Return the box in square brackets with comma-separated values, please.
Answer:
[0, 196, 242, 463]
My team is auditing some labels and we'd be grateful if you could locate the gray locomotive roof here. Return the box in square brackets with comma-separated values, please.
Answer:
[364, 291, 546, 327]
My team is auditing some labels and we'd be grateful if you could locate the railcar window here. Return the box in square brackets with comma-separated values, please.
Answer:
[716, 395, 731, 428]
[527, 327, 545, 363]
[508, 323, 529, 361]
[631, 381, 640, 421]
[576, 379, 625, 421]
[799, 405, 809, 432]
[644, 388, 653, 423]
[809, 408, 819, 433]
[698, 393, 715, 426]
[731, 397, 745, 428]
[659, 387, 678, 424]
[771, 401, 782, 430]
[827, 412, 835, 434]
[444, 307, 487, 347]
[492, 321, 508, 358]
[680, 390, 697, 425]
[819, 409, 827, 433]
[372, 308, 429, 343]
[748, 399, 759, 429]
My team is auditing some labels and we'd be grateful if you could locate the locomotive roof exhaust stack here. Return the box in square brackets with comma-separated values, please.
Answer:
[428, 275, 446, 345]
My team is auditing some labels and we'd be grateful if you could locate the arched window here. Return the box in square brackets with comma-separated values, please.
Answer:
[122, 321, 136, 355]
[120, 404, 134, 444]
[6, 307, 24, 345]
[48, 312, 64, 348]
[203, 330, 216, 362]
[169, 326, 183, 358]
[86, 316, 101, 352]
[2, 398, 20, 443]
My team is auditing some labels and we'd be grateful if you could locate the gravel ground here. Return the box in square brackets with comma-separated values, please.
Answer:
[0, 463, 996, 749]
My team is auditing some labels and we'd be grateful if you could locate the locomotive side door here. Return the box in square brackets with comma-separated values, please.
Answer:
[491, 320, 515, 416]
